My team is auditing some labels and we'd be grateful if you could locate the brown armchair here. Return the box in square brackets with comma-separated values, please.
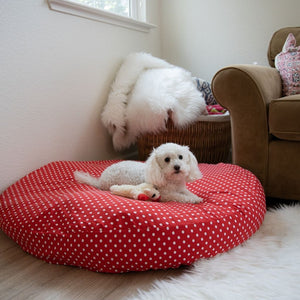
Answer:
[212, 27, 300, 201]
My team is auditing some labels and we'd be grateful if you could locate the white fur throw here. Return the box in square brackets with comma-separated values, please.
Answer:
[101, 53, 207, 151]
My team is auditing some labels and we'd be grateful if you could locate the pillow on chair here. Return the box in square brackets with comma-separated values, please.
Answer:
[275, 33, 300, 96]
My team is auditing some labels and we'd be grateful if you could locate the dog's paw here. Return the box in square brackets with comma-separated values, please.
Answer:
[191, 196, 203, 204]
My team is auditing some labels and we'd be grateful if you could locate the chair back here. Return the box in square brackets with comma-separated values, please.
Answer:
[267, 27, 300, 67]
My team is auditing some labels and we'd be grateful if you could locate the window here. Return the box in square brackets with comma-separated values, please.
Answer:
[73, 0, 130, 19]
[48, 0, 156, 32]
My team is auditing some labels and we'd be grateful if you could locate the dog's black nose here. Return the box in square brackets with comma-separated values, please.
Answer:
[174, 165, 180, 171]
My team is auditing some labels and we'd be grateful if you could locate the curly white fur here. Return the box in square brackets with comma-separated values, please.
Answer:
[74, 143, 203, 204]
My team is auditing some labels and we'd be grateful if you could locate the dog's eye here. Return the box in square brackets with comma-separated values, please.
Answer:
[164, 157, 170, 163]
[152, 194, 156, 198]
[178, 155, 183, 160]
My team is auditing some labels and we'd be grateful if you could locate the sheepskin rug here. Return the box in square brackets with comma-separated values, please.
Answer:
[131, 205, 300, 300]
[101, 52, 207, 151]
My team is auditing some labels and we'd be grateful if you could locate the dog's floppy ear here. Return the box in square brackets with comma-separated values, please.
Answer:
[145, 148, 166, 187]
[187, 149, 203, 182]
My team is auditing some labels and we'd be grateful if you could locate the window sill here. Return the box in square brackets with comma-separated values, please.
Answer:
[47, 0, 157, 33]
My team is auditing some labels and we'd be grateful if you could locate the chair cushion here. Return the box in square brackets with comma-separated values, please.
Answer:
[269, 95, 300, 141]
[0, 161, 266, 273]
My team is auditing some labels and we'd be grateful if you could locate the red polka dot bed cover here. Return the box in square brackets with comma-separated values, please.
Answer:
[0, 161, 266, 273]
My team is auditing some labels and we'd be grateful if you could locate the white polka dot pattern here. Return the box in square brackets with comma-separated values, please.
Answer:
[0, 161, 266, 273]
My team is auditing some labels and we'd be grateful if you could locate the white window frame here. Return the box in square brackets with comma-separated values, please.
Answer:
[47, 0, 156, 32]
[130, 0, 145, 22]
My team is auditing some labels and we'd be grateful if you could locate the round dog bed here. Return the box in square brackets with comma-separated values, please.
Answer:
[0, 161, 266, 273]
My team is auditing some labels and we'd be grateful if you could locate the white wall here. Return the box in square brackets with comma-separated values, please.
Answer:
[0, 1, 161, 192]
[161, 0, 300, 81]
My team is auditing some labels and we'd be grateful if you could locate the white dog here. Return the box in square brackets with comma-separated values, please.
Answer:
[74, 143, 203, 204]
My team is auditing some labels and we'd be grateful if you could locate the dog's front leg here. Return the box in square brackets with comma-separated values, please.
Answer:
[182, 189, 203, 204]
[160, 190, 202, 204]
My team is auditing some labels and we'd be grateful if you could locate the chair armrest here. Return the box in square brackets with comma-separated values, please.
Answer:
[212, 65, 282, 186]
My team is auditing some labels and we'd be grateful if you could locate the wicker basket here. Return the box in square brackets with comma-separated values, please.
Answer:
[137, 115, 231, 163]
